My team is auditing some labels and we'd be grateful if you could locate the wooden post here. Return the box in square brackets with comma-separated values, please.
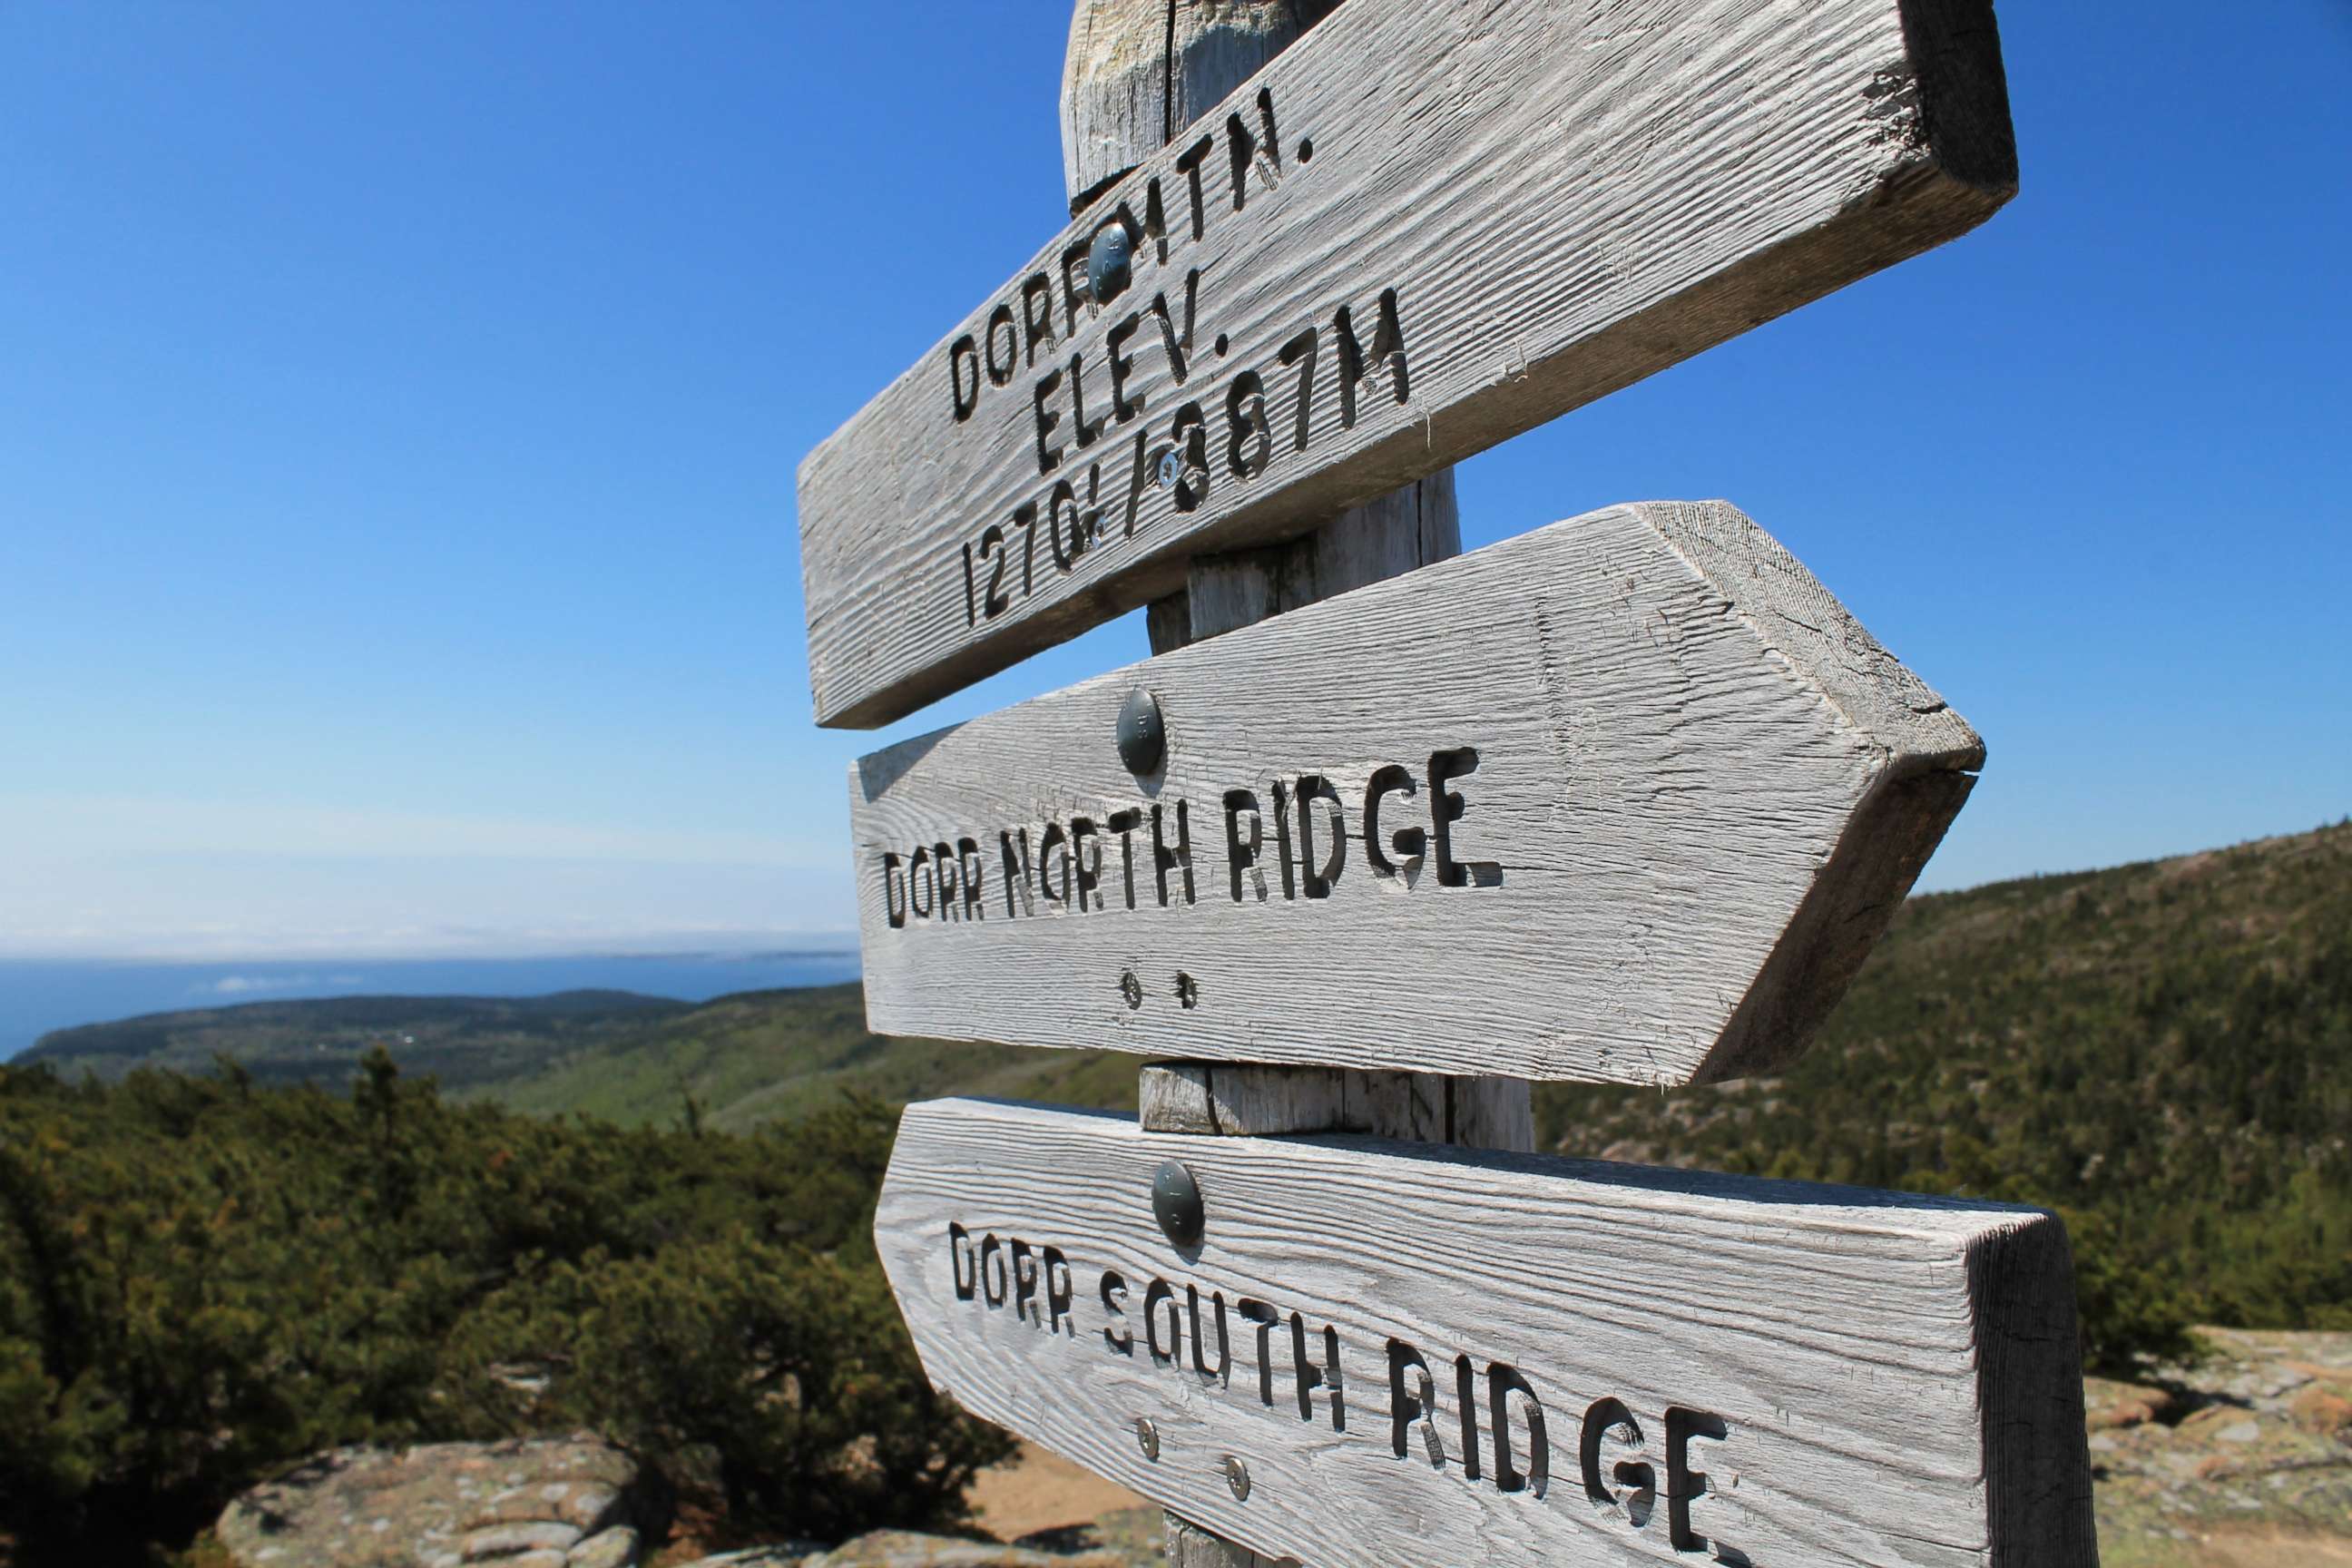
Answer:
[1061, 6, 1533, 1562]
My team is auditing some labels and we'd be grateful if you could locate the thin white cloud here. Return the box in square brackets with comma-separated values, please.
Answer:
[205, 975, 318, 995]
[0, 795, 832, 868]
[0, 799, 860, 960]
[0, 916, 858, 964]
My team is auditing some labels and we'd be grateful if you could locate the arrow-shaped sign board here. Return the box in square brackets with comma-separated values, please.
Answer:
[798, 0, 2015, 727]
[849, 501, 1978, 1088]
[877, 1098, 2097, 1568]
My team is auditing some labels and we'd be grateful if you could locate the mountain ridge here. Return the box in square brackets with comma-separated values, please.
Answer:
[18, 822, 2348, 1350]
[22, 987, 693, 1093]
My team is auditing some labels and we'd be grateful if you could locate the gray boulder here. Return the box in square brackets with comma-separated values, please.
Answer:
[217, 1435, 654, 1568]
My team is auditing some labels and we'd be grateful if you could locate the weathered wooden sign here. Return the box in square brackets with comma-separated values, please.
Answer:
[817, 4, 2083, 1564]
[849, 500, 1979, 1087]
[798, 0, 2017, 727]
[877, 1097, 2096, 1568]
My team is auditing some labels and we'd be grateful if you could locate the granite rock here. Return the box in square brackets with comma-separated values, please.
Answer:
[218, 1436, 653, 1568]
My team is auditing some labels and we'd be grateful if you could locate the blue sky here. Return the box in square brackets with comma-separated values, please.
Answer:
[2, 2, 2345, 960]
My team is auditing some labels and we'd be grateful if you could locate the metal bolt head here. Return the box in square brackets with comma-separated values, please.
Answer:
[1135, 1416, 1161, 1461]
[1222, 1455, 1252, 1501]
[1116, 688, 1164, 776]
[1088, 223, 1134, 304]
[1152, 1159, 1204, 1250]
[1155, 448, 1183, 488]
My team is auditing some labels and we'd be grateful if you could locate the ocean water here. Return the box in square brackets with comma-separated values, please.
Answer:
[0, 950, 863, 1060]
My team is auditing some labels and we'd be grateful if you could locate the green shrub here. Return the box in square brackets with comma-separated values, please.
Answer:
[0, 1057, 1006, 1566]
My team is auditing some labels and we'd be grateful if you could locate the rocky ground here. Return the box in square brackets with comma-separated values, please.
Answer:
[216, 1436, 657, 1568]
[953, 1327, 2352, 1568]
[208, 1329, 2348, 1568]
[2083, 1328, 2352, 1566]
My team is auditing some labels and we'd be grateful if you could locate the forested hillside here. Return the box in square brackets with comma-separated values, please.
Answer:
[0, 1058, 1006, 1565]
[1538, 820, 2352, 1360]
[25, 825, 2349, 1367]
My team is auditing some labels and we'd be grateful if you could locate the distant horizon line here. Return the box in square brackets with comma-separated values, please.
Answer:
[0, 939, 862, 967]
[2, 818, 2342, 969]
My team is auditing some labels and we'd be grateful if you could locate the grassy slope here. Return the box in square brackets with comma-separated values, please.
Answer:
[483, 984, 1139, 1132]
[20, 990, 691, 1093]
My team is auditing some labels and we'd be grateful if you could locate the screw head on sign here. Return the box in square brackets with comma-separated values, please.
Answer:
[1156, 448, 1183, 489]
[1151, 1159, 1205, 1250]
[1222, 1455, 1252, 1502]
[1135, 1416, 1161, 1461]
[1116, 688, 1165, 776]
[1088, 223, 1134, 304]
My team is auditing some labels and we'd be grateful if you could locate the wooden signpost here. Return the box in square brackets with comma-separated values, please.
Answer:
[796, 2, 2096, 1564]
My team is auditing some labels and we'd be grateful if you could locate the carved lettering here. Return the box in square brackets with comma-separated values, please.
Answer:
[957, 837, 985, 920]
[1100, 1269, 1132, 1356]
[1011, 1238, 1038, 1323]
[985, 303, 1019, 388]
[1488, 1362, 1548, 1495]
[999, 828, 1035, 918]
[1044, 1247, 1075, 1338]
[979, 1233, 1006, 1308]
[1291, 1312, 1343, 1430]
[1364, 763, 1423, 877]
[946, 271, 1418, 632]
[1143, 1278, 1182, 1367]
[1668, 1406, 1730, 1553]
[1033, 368, 1065, 475]
[1172, 132, 1215, 241]
[1038, 820, 1071, 907]
[880, 742, 1505, 937]
[1070, 817, 1102, 912]
[1020, 273, 1057, 368]
[1430, 747, 1503, 887]
[948, 1221, 976, 1301]
[1224, 789, 1268, 903]
[907, 846, 934, 921]
[1107, 310, 1146, 422]
[928, 1229, 1734, 1554]
[1583, 1396, 1654, 1527]
[1387, 1338, 1445, 1467]
[1240, 1298, 1281, 1406]
[948, 334, 980, 422]
[1188, 1286, 1231, 1387]
[1152, 800, 1196, 906]
[1335, 287, 1410, 426]
[1295, 773, 1345, 898]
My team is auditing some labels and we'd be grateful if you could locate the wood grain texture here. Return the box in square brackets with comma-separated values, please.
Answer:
[799, 0, 2016, 727]
[1163, 469, 1458, 650]
[848, 499, 1980, 1087]
[876, 1097, 2097, 1568]
[1063, 2, 1337, 217]
[1140, 1062, 1533, 1152]
[1164, 1515, 1283, 1568]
